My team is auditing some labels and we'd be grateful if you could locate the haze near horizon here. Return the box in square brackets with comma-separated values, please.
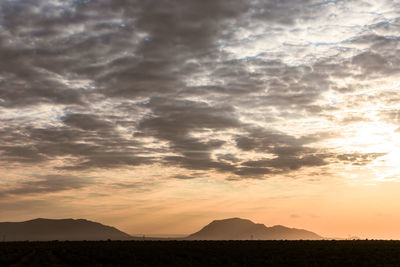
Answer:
[1, 0, 400, 239]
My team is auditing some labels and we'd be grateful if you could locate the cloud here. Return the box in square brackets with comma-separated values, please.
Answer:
[0, 123, 152, 169]
[62, 113, 114, 131]
[336, 153, 386, 166]
[137, 98, 239, 172]
[0, 174, 92, 197]
[0, 0, 395, 181]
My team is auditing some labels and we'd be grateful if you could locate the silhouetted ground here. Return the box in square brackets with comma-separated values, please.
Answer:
[2, 240, 400, 266]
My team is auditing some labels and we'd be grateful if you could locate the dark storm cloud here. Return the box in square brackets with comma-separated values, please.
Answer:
[0, 12, 86, 107]
[233, 167, 273, 177]
[0, 174, 92, 197]
[137, 98, 239, 172]
[0, 0, 318, 111]
[0, 0, 246, 110]
[346, 34, 400, 78]
[0, 63, 85, 108]
[172, 174, 200, 180]
[59, 152, 151, 170]
[0, 145, 48, 164]
[0, 123, 152, 170]
[352, 52, 392, 75]
[62, 113, 114, 131]
[0, 0, 392, 179]
[336, 153, 386, 166]
[199, 58, 335, 116]
[233, 127, 330, 177]
[0, 0, 324, 107]
[136, 97, 334, 176]
[235, 128, 300, 152]
[241, 154, 327, 171]
[164, 156, 236, 173]
[250, 0, 316, 25]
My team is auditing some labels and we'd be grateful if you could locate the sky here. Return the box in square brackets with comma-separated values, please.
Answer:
[1, 0, 400, 239]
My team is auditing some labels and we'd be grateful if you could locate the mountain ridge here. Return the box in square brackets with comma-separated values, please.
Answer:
[186, 217, 323, 240]
[0, 217, 323, 241]
[0, 218, 134, 241]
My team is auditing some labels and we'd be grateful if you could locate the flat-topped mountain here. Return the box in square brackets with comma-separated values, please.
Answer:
[0, 218, 134, 241]
[186, 218, 322, 240]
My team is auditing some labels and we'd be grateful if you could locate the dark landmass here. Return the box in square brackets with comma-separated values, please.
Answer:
[0, 217, 322, 242]
[186, 218, 322, 240]
[2, 240, 400, 266]
[0, 218, 134, 241]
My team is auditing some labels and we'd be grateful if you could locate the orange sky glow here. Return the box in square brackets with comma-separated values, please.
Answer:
[1, 0, 400, 239]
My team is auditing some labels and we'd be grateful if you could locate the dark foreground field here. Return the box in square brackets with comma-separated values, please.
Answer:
[2, 240, 400, 266]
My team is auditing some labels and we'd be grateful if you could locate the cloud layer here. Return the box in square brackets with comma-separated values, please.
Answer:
[1, 0, 400, 197]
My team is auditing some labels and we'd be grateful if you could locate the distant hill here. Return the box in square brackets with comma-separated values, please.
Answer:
[186, 218, 322, 240]
[0, 218, 134, 241]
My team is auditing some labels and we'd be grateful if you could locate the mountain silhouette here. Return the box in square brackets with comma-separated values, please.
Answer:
[186, 218, 322, 240]
[0, 218, 134, 241]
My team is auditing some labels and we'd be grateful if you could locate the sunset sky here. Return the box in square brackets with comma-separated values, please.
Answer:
[1, 0, 400, 239]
